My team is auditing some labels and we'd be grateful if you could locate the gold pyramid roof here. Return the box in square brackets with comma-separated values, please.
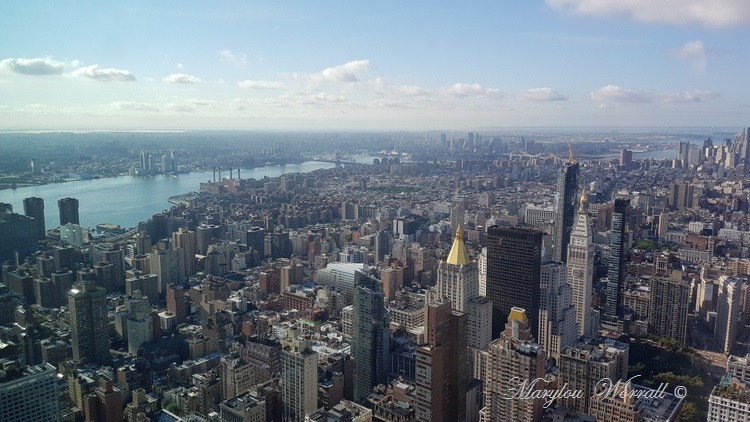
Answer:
[446, 226, 471, 266]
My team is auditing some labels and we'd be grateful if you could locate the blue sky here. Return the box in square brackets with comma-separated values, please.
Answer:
[0, 1, 748, 130]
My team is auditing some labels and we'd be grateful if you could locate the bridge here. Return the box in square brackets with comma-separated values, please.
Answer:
[309, 158, 361, 165]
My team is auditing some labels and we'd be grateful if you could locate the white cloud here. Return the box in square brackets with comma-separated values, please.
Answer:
[662, 90, 719, 103]
[72, 65, 136, 81]
[304, 92, 347, 104]
[669, 40, 707, 72]
[238, 80, 285, 89]
[220, 49, 248, 65]
[169, 103, 195, 112]
[176, 63, 184, 70]
[546, 0, 750, 28]
[393, 85, 429, 96]
[444, 83, 501, 98]
[111, 101, 159, 112]
[368, 99, 412, 108]
[0, 57, 65, 75]
[162, 73, 202, 84]
[670, 40, 706, 60]
[524, 87, 569, 101]
[317, 60, 371, 82]
[590, 85, 719, 106]
[590, 85, 652, 105]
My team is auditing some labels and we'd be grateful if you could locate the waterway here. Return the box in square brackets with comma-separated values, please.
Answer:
[0, 162, 336, 229]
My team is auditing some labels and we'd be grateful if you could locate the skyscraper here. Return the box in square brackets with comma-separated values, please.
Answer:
[125, 291, 153, 355]
[172, 227, 197, 276]
[68, 280, 109, 365]
[281, 336, 318, 422]
[352, 269, 389, 403]
[678, 141, 690, 168]
[170, 150, 178, 173]
[22, 197, 45, 240]
[58, 197, 80, 226]
[414, 301, 468, 422]
[374, 229, 390, 264]
[436, 227, 477, 313]
[567, 193, 595, 337]
[479, 308, 546, 422]
[602, 198, 629, 332]
[658, 211, 669, 240]
[538, 262, 577, 363]
[648, 266, 690, 348]
[486, 226, 542, 339]
[92, 243, 126, 292]
[450, 196, 467, 233]
[553, 162, 579, 263]
[436, 226, 491, 350]
[715, 275, 744, 354]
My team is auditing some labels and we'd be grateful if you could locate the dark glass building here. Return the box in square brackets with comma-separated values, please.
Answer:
[553, 162, 579, 263]
[602, 198, 629, 331]
[352, 270, 389, 403]
[58, 197, 80, 226]
[22, 197, 45, 240]
[486, 226, 542, 339]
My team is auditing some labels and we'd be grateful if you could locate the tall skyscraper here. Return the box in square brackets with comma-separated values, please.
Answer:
[352, 269, 389, 403]
[125, 291, 153, 355]
[68, 280, 109, 365]
[172, 227, 197, 276]
[0, 363, 60, 422]
[538, 262, 577, 363]
[553, 162, 579, 263]
[450, 196, 467, 233]
[170, 150, 178, 173]
[244, 227, 266, 259]
[678, 141, 690, 168]
[602, 198, 629, 332]
[648, 267, 690, 348]
[22, 197, 45, 240]
[737, 127, 750, 174]
[486, 226, 542, 339]
[139, 150, 152, 173]
[58, 197, 80, 226]
[436, 227, 477, 313]
[479, 308, 546, 422]
[414, 301, 468, 422]
[567, 193, 595, 337]
[478, 247, 487, 297]
[92, 243, 126, 291]
[715, 275, 745, 354]
[374, 229, 390, 264]
[658, 211, 669, 240]
[281, 336, 318, 422]
[437, 227, 491, 350]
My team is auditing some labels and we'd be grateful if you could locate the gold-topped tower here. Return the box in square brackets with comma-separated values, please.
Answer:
[446, 226, 471, 266]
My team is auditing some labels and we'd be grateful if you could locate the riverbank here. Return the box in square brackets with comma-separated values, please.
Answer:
[0, 161, 336, 228]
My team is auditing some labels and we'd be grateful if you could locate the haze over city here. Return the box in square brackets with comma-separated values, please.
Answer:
[4, 2, 750, 422]
[1, 1, 749, 131]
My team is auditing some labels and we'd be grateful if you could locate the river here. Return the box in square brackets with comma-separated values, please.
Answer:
[0, 161, 336, 229]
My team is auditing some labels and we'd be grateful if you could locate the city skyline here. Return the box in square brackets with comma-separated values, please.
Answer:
[1, 1, 748, 130]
